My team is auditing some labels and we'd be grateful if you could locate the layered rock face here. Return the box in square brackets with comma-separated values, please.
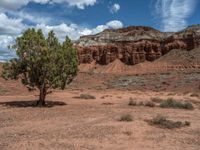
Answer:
[75, 25, 200, 65]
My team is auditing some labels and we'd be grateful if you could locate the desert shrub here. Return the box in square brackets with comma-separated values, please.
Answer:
[148, 115, 191, 129]
[160, 98, 194, 110]
[129, 100, 155, 107]
[151, 97, 163, 103]
[144, 101, 156, 107]
[102, 102, 114, 105]
[138, 101, 144, 106]
[80, 94, 96, 99]
[119, 114, 133, 122]
[184, 121, 191, 126]
[128, 100, 137, 106]
[190, 93, 199, 97]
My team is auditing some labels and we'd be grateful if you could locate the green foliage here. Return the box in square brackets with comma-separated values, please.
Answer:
[1, 28, 78, 106]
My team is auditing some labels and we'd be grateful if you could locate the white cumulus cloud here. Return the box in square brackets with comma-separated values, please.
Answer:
[52, 0, 97, 9]
[0, 35, 15, 49]
[0, 35, 16, 62]
[35, 20, 123, 41]
[154, 0, 197, 32]
[90, 20, 123, 34]
[0, 0, 97, 11]
[110, 3, 120, 14]
[106, 20, 123, 29]
[0, 13, 26, 35]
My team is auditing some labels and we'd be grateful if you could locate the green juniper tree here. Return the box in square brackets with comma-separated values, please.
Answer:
[1, 28, 78, 106]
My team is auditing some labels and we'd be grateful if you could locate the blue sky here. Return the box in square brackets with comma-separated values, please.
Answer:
[0, 0, 199, 61]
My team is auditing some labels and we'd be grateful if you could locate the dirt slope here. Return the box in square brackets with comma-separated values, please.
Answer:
[155, 48, 200, 65]
[78, 48, 200, 74]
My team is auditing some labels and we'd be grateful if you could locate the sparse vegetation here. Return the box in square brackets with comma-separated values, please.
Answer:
[119, 114, 133, 122]
[128, 99, 137, 106]
[129, 98, 193, 109]
[190, 93, 199, 97]
[160, 98, 194, 110]
[148, 115, 191, 129]
[129, 99, 155, 107]
[151, 97, 163, 103]
[102, 102, 114, 105]
[144, 101, 156, 107]
[79, 94, 96, 99]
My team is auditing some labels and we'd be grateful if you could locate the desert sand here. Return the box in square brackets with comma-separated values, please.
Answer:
[0, 63, 200, 150]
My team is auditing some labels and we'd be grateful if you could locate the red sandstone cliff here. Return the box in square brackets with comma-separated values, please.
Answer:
[75, 25, 200, 65]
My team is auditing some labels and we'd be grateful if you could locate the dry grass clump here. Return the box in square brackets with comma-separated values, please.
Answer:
[160, 98, 194, 110]
[144, 101, 156, 107]
[119, 114, 133, 122]
[128, 99, 137, 106]
[190, 93, 199, 97]
[79, 94, 96, 99]
[151, 97, 163, 103]
[147, 115, 190, 129]
[129, 99, 155, 107]
[102, 102, 114, 105]
[130, 97, 194, 110]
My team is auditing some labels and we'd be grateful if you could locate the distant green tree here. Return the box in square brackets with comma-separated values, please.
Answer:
[1, 28, 78, 106]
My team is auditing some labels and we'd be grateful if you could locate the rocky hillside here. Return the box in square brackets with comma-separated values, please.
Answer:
[75, 25, 200, 65]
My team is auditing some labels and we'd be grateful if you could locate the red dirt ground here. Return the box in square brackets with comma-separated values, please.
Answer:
[0, 63, 200, 150]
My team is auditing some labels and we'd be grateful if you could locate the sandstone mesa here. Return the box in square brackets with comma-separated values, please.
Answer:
[75, 25, 200, 65]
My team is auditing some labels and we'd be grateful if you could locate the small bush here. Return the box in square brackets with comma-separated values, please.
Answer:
[151, 97, 163, 103]
[148, 115, 191, 129]
[160, 98, 194, 110]
[79, 94, 96, 99]
[119, 114, 133, 122]
[102, 102, 114, 105]
[128, 100, 137, 106]
[183, 102, 194, 110]
[129, 100, 155, 107]
[190, 93, 199, 97]
[144, 101, 156, 107]
[184, 121, 191, 126]
[138, 101, 144, 106]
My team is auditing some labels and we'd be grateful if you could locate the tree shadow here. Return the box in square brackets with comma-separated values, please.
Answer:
[0, 100, 67, 108]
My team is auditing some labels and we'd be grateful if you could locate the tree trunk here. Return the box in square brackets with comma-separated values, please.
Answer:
[37, 85, 47, 106]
